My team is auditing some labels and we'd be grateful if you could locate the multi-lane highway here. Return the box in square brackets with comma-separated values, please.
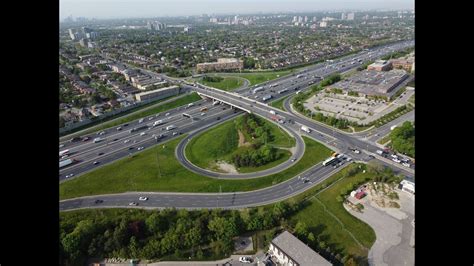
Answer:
[60, 39, 414, 211]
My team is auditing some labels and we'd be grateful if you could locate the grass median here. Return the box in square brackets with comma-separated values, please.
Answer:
[232, 70, 293, 86]
[270, 96, 288, 111]
[60, 135, 332, 200]
[200, 76, 244, 91]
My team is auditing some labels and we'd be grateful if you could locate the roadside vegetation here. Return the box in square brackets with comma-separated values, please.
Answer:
[231, 70, 293, 86]
[270, 96, 288, 111]
[60, 136, 331, 200]
[199, 76, 244, 91]
[60, 162, 405, 266]
[388, 121, 415, 157]
[186, 114, 295, 172]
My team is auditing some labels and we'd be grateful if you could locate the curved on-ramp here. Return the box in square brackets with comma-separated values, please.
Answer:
[175, 113, 305, 179]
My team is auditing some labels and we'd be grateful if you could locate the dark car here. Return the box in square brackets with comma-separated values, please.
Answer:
[93, 161, 100, 165]
[128, 147, 134, 150]
[98, 152, 104, 156]
[94, 199, 103, 204]
[123, 123, 129, 127]
[113, 138, 119, 141]
[71, 137, 81, 142]
[217, 117, 221, 120]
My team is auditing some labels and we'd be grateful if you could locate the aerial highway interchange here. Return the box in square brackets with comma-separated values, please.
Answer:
[60, 40, 414, 211]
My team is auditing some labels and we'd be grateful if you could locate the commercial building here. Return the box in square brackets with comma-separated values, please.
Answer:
[347, 12, 355, 20]
[196, 58, 243, 72]
[269, 231, 331, 266]
[367, 60, 393, 71]
[390, 59, 414, 72]
[135, 85, 180, 102]
[319, 21, 328, 27]
[328, 69, 409, 97]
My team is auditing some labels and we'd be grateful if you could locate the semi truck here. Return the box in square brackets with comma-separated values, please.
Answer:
[153, 120, 164, 126]
[59, 149, 70, 157]
[301, 125, 311, 133]
[262, 95, 273, 101]
[252, 87, 264, 94]
[129, 125, 148, 133]
[59, 158, 75, 168]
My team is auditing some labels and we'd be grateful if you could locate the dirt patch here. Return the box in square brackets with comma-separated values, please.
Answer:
[238, 130, 252, 148]
[215, 160, 238, 174]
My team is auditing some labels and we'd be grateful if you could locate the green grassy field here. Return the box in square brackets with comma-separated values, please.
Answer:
[270, 96, 288, 111]
[200, 76, 244, 91]
[233, 70, 293, 86]
[185, 115, 296, 171]
[289, 164, 376, 259]
[60, 136, 332, 200]
[70, 93, 202, 136]
[186, 119, 239, 169]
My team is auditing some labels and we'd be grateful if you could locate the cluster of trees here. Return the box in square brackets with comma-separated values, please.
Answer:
[242, 57, 256, 69]
[202, 76, 223, 83]
[320, 73, 341, 87]
[356, 60, 373, 71]
[348, 91, 359, 97]
[231, 114, 279, 167]
[232, 145, 278, 168]
[60, 202, 301, 266]
[389, 121, 415, 158]
[331, 88, 344, 94]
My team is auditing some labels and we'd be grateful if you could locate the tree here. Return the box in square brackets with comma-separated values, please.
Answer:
[208, 217, 237, 241]
[294, 221, 308, 239]
[128, 236, 139, 258]
[307, 232, 316, 244]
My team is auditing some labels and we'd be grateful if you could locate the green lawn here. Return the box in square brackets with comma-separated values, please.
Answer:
[186, 119, 239, 170]
[353, 125, 373, 132]
[377, 134, 391, 145]
[185, 116, 295, 172]
[200, 76, 244, 91]
[60, 136, 332, 200]
[270, 96, 288, 111]
[68, 93, 202, 136]
[233, 70, 293, 86]
[289, 164, 376, 259]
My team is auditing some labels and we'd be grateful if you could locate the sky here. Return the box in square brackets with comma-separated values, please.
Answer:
[60, 0, 414, 20]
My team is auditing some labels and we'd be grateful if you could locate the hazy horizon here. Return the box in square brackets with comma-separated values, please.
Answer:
[60, 0, 414, 20]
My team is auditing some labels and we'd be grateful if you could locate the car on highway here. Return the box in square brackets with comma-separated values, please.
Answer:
[173, 132, 178, 136]
[138, 118, 144, 123]
[129, 202, 138, 206]
[82, 137, 90, 141]
[137, 147, 144, 151]
[165, 113, 170, 116]
[402, 162, 411, 167]
[291, 158, 296, 162]
[94, 199, 103, 204]
[65, 174, 74, 178]
[392, 158, 401, 163]
[128, 147, 134, 150]
[99, 131, 106, 135]
[201, 113, 206, 116]
[98, 152, 104, 156]
[113, 138, 119, 141]
[140, 132, 146, 136]
[217, 117, 221, 120]
[391, 154, 398, 159]
[116, 126, 122, 131]
[148, 117, 153, 120]
[59, 144, 65, 148]
[93, 161, 100, 165]
[239, 257, 253, 263]
[353, 149, 360, 154]
[139, 197, 148, 201]
[124, 139, 130, 144]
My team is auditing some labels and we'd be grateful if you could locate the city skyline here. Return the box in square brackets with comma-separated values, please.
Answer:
[60, 0, 414, 20]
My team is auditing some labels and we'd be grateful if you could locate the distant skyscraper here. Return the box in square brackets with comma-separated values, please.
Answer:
[304, 16, 308, 22]
[347, 13, 355, 20]
[293, 16, 298, 22]
[68, 29, 76, 40]
[312, 17, 317, 22]
[298, 16, 303, 23]
[341, 13, 346, 20]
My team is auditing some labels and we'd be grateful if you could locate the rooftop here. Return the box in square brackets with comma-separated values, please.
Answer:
[271, 231, 331, 266]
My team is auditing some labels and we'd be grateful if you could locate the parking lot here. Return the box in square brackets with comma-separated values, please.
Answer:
[304, 89, 414, 125]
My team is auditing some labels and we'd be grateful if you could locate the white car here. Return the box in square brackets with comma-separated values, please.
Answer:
[59, 144, 65, 148]
[392, 158, 401, 163]
[165, 113, 170, 116]
[391, 154, 398, 159]
[354, 150, 360, 154]
[402, 162, 411, 167]
[140, 132, 146, 136]
[173, 132, 178, 136]
[139, 197, 148, 201]
[138, 118, 144, 123]
[129, 202, 138, 206]
[124, 139, 130, 144]
[137, 147, 144, 151]
[239, 257, 253, 263]
[148, 117, 153, 120]
[65, 174, 74, 178]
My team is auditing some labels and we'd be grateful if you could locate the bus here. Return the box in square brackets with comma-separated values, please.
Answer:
[59, 149, 70, 157]
[322, 157, 338, 166]
[278, 89, 288, 94]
